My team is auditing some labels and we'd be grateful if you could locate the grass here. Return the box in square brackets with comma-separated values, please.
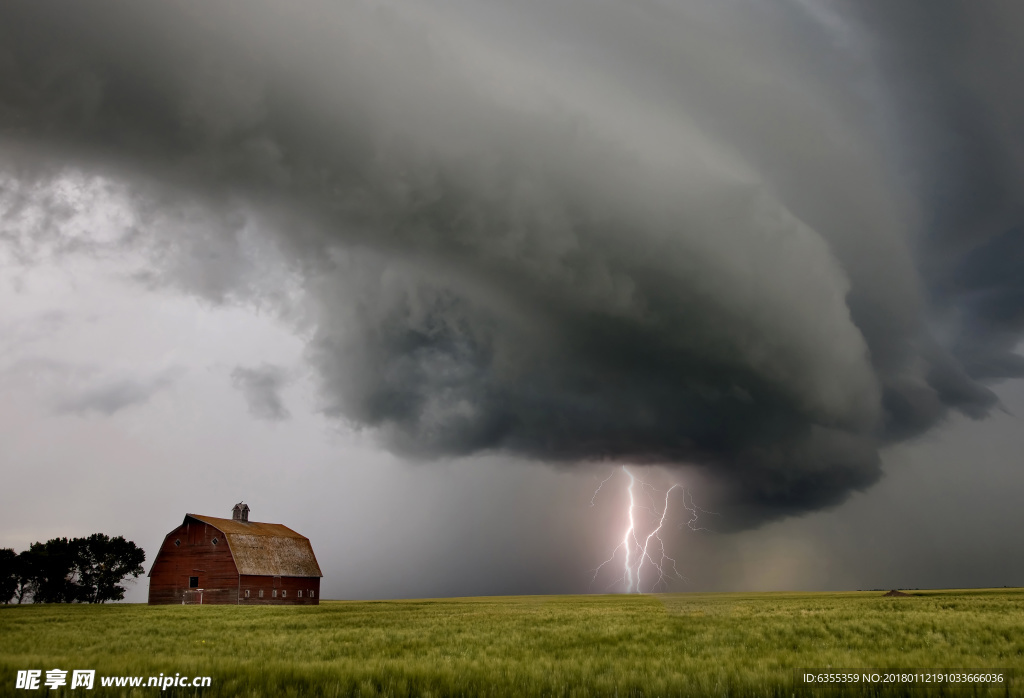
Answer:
[1, 589, 1022, 697]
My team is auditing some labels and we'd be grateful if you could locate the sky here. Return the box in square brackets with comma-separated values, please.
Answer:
[1, 0, 1023, 600]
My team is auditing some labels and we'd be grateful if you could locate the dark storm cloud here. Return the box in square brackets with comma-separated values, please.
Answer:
[849, 1, 1024, 389]
[1, 0, 1022, 528]
[231, 364, 291, 422]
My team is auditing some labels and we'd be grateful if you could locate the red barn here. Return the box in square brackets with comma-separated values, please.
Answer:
[148, 503, 323, 605]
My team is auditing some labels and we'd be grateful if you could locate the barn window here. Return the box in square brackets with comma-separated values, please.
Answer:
[282, 590, 287, 598]
[272, 590, 277, 598]
[259, 590, 264, 598]
[211, 537, 219, 545]
[189, 576, 199, 588]
[174, 539, 181, 547]
[310, 590, 315, 598]
[297, 590, 302, 598]
[244, 590, 250, 598]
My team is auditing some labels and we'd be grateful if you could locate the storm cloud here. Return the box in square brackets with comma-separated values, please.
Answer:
[1, 0, 1022, 528]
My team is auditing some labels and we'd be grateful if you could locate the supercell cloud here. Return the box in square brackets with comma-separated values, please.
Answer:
[1, 0, 1022, 528]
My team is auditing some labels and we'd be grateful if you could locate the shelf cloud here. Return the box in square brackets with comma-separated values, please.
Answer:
[2, 0, 1022, 528]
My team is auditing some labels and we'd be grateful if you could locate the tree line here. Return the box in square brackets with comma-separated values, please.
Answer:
[1, 534, 145, 604]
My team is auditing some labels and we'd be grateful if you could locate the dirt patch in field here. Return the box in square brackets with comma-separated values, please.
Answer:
[883, 590, 910, 597]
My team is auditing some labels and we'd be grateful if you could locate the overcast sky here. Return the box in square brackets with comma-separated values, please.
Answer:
[1, 0, 1023, 600]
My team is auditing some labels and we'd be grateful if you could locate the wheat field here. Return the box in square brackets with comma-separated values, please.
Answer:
[1, 589, 1021, 697]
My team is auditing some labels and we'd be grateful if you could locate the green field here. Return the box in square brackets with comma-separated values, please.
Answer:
[1, 589, 1021, 697]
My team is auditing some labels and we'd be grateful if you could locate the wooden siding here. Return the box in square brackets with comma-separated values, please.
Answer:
[238, 574, 321, 605]
[148, 520, 239, 605]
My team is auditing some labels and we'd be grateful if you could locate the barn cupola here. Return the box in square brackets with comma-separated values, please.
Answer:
[232, 502, 250, 522]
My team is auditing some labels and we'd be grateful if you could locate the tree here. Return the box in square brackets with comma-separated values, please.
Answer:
[73, 534, 146, 603]
[11, 552, 32, 604]
[14, 534, 146, 603]
[22, 538, 79, 603]
[0, 548, 17, 604]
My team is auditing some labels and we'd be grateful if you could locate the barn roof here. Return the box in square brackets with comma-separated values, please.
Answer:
[186, 514, 323, 578]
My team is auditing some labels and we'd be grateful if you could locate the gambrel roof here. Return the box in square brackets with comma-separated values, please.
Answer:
[185, 514, 323, 578]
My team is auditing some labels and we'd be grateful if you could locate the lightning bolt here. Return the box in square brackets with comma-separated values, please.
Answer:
[589, 471, 616, 507]
[679, 488, 717, 533]
[591, 466, 712, 593]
